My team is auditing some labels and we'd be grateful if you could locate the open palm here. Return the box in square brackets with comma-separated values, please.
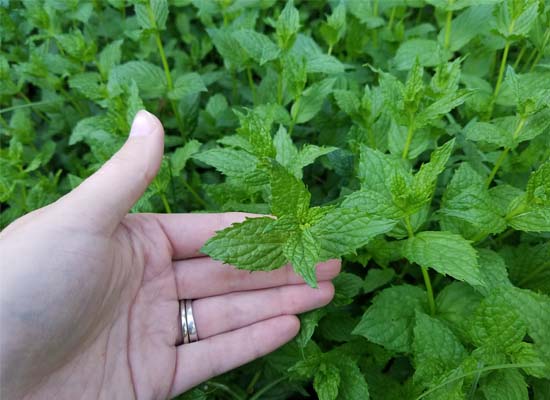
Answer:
[0, 111, 338, 400]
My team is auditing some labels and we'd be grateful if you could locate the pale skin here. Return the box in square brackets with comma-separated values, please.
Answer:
[0, 111, 340, 399]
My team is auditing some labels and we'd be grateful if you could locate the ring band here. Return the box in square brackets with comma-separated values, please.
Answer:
[177, 299, 198, 345]
[186, 300, 199, 343]
[179, 300, 189, 344]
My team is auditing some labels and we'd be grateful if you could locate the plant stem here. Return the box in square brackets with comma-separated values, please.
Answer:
[207, 382, 244, 400]
[485, 116, 525, 187]
[0, 100, 54, 114]
[388, 7, 396, 30]
[147, 1, 185, 137]
[486, 41, 511, 119]
[485, 147, 510, 187]
[160, 193, 172, 213]
[246, 370, 262, 394]
[249, 377, 286, 400]
[246, 66, 256, 105]
[402, 121, 415, 159]
[182, 179, 208, 208]
[421, 266, 436, 316]
[517, 261, 550, 287]
[327, 44, 333, 55]
[512, 45, 526, 70]
[416, 363, 545, 400]
[405, 216, 435, 315]
[277, 69, 283, 105]
[529, 28, 550, 72]
[443, 5, 453, 49]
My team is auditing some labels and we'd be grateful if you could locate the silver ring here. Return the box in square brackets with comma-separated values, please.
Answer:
[179, 300, 189, 345]
[185, 300, 199, 343]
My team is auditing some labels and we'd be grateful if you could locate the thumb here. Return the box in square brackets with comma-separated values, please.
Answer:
[62, 110, 164, 232]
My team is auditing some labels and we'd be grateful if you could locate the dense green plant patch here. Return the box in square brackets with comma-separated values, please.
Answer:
[1, 0, 550, 398]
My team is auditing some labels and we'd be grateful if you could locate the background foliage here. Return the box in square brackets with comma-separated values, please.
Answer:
[1, 0, 550, 399]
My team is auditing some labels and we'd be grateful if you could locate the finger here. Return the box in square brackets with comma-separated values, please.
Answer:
[175, 258, 341, 298]
[57, 110, 164, 232]
[192, 282, 334, 339]
[170, 315, 299, 397]
[153, 212, 261, 259]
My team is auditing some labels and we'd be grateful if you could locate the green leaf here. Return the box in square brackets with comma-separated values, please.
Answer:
[270, 162, 310, 220]
[310, 207, 396, 260]
[393, 39, 448, 70]
[332, 355, 370, 400]
[470, 289, 527, 351]
[363, 268, 395, 294]
[171, 139, 201, 175]
[353, 285, 427, 353]
[291, 78, 336, 124]
[402, 231, 485, 286]
[440, 162, 507, 238]
[276, 0, 300, 50]
[480, 369, 529, 400]
[412, 312, 467, 387]
[201, 217, 287, 271]
[283, 228, 319, 287]
[108, 61, 167, 98]
[232, 29, 280, 65]
[135, 0, 169, 30]
[314, 363, 340, 400]
[464, 121, 512, 148]
[415, 91, 471, 128]
[98, 39, 123, 78]
[193, 148, 258, 179]
[167, 73, 207, 100]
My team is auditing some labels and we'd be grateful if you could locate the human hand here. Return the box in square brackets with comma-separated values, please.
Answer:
[0, 111, 339, 399]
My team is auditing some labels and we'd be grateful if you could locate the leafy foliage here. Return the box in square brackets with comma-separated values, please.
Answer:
[1, 0, 550, 399]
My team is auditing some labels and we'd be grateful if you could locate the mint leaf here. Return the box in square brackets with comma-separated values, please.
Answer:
[353, 285, 427, 353]
[480, 369, 529, 400]
[413, 312, 467, 387]
[270, 162, 310, 220]
[313, 363, 340, 400]
[283, 229, 319, 287]
[201, 217, 287, 271]
[402, 231, 485, 287]
[310, 207, 396, 260]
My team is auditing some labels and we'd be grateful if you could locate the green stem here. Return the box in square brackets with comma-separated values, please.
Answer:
[182, 179, 208, 208]
[277, 69, 283, 105]
[487, 41, 511, 119]
[207, 382, 244, 400]
[529, 28, 550, 72]
[160, 193, 172, 213]
[0, 100, 54, 114]
[388, 7, 396, 30]
[416, 363, 544, 400]
[0, 115, 8, 129]
[485, 147, 510, 187]
[512, 45, 526, 70]
[147, 1, 185, 137]
[246, 370, 262, 394]
[249, 377, 287, 400]
[517, 261, 550, 287]
[421, 266, 436, 316]
[402, 121, 415, 159]
[19, 93, 50, 122]
[444, 8, 453, 49]
[405, 216, 435, 315]
[327, 44, 333, 55]
[246, 66, 256, 105]
[485, 116, 525, 187]
[522, 46, 538, 72]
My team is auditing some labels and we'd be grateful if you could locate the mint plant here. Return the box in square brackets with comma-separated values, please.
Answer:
[1, 0, 550, 399]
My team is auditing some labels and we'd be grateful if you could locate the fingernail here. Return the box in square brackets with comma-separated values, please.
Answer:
[129, 110, 154, 137]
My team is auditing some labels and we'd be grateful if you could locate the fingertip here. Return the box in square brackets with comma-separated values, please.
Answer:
[316, 259, 341, 281]
[316, 281, 335, 306]
[280, 315, 300, 338]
